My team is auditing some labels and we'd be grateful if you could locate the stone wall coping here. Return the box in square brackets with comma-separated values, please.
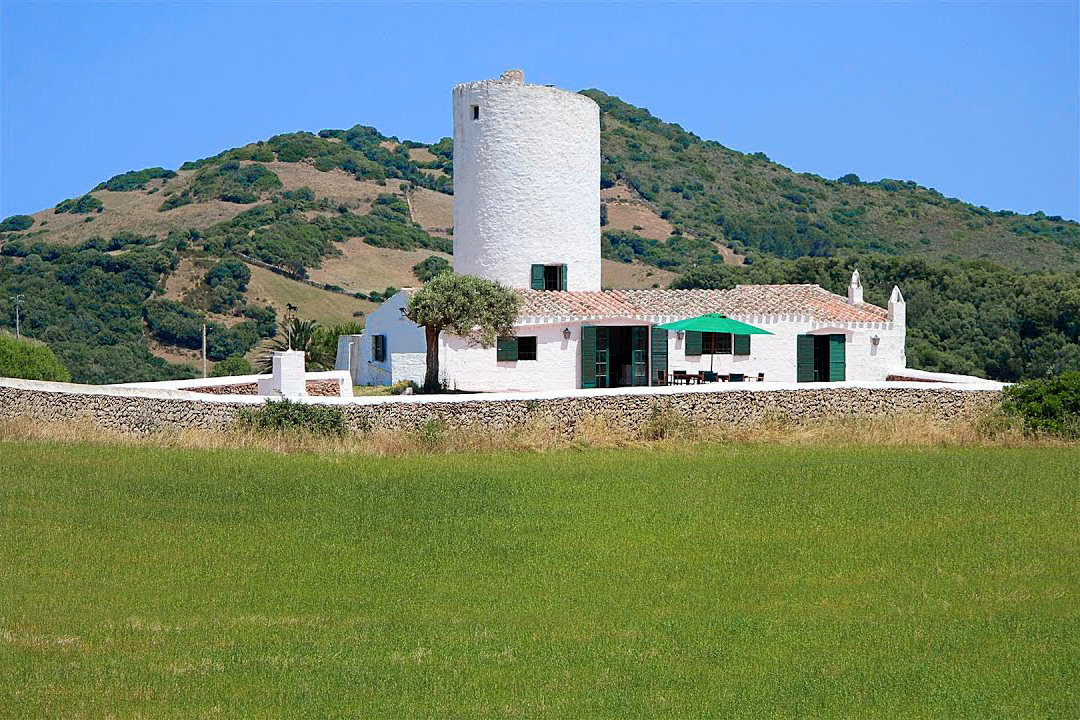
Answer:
[109, 371, 351, 391]
[1, 375, 1005, 409]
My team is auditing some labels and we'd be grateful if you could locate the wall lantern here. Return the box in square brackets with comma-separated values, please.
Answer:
[562, 327, 572, 340]
[677, 330, 685, 340]
[871, 335, 880, 346]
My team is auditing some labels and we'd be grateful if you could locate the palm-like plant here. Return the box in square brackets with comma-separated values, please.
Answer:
[257, 318, 334, 372]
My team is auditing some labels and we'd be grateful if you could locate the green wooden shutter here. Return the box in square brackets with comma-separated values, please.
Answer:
[797, 334, 815, 382]
[373, 334, 386, 362]
[828, 334, 846, 382]
[496, 335, 518, 362]
[560, 264, 568, 291]
[651, 327, 668, 385]
[581, 326, 597, 388]
[531, 264, 545, 290]
[685, 330, 702, 356]
[631, 326, 648, 386]
[733, 334, 750, 356]
[595, 327, 609, 387]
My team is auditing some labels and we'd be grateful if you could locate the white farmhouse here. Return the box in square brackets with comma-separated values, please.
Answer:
[341, 70, 907, 391]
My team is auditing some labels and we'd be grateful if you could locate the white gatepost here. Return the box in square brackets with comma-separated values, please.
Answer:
[257, 350, 307, 397]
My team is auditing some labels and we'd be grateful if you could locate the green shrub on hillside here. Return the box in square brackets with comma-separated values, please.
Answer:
[142, 299, 268, 361]
[412, 255, 451, 282]
[0, 333, 71, 382]
[94, 167, 177, 192]
[0, 215, 34, 232]
[1002, 372, 1080, 438]
[237, 398, 346, 436]
[210, 355, 254, 377]
[160, 162, 281, 210]
[55, 194, 103, 214]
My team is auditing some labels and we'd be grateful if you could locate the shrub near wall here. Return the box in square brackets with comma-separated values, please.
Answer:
[0, 334, 71, 382]
[1002, 372, 1080, 438]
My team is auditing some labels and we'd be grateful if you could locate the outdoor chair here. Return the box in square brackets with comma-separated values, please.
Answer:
[729, 373, 744, 382]
[755, 372, 765, 382]
[655, 369, 668, 386]
[672, 370, 688, 385]
[702, 371, 718, 383]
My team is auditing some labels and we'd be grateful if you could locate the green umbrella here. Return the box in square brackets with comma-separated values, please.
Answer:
[657, 314, 773, 373]
[657, 313, 773, 335]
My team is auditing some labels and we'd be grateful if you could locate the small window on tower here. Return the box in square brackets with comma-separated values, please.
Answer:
[471, 105, 480, 120]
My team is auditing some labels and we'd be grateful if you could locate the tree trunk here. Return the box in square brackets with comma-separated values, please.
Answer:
[423, 325, 441, 393]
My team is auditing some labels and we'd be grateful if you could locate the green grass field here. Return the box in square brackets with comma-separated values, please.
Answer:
[2, 441, 1077, 718]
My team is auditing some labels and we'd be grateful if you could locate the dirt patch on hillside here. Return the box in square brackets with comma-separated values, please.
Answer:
[263, 162, 401, 210]
[716, 242, 745, 265]
[605, 203, 674, 242]
[601, 181, 674, 242]
[308, 238, 449, 294]
[26, 172, 260, 246]
[601, 260, 676, 289]
[146, 336, 201, 368]
[245, 263, 375, 327]
[407, 147, 437, 163]
[163, 257, 205, 301]
[407, 187, 453, 233]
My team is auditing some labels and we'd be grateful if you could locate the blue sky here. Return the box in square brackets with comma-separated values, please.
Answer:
[2, 1, 1077, 220]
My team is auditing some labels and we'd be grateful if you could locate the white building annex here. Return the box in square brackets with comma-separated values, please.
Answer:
[341, 70, 908, 392]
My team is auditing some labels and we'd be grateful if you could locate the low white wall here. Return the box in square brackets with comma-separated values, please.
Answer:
[111, 371, 354, 397]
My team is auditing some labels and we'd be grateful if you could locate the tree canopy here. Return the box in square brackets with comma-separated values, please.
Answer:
[405, 273, 520, 392]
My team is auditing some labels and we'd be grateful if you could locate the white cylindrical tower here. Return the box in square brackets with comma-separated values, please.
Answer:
[452, 69, 601, 291]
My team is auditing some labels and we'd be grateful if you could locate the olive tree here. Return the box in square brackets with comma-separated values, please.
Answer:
[405, 273, 520, 393]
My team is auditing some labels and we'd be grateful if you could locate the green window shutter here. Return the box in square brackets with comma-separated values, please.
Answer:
[631, 326, 648, 386]
[797, 334, 815, 382]
[580, 325, 597, 388]
[531, 264, 545, 290]
[560, 264, 568, 291]
[373, 334, 386, 362]
[651, 327, 668, 385]
[733, 334, 750, 356]
[828, 334, 846, 382]
[496, 335, 518, 362]
[685, 330, 702, 356]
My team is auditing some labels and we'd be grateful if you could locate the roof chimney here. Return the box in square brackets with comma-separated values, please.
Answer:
[887, 285, 906, 324]
[847, 269, 864, 305]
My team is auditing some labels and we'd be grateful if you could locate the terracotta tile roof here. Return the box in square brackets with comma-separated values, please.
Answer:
[403, 283, 889, 324]
[516, 284, 888, 324]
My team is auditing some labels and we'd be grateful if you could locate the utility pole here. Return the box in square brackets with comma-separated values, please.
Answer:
[202, 323, 207, 378]
[9, 294, 24, 338]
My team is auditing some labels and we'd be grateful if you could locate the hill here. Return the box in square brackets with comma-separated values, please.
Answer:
[1, 92, 1076, 383]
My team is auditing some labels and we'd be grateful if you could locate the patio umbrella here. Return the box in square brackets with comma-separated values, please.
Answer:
[657, 313, 773, 372]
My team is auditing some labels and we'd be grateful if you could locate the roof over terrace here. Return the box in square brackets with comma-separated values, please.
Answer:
[400, 284, 890, 324]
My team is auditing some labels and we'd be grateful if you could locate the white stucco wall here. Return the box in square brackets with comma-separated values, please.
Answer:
[358, 297, 907, 391]
[452, 71, 601, 291]
[436, 313, 905, 391]
[354, 292, 430, 387]
[663, 315, 905, 383]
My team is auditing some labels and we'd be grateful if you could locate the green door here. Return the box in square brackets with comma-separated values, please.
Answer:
[581, 325, 596, 388]
[651, 327, 668, 385]
[828, 334, 846, 382]
[632, 326, 648, 386]
[797, 334, 815, 382]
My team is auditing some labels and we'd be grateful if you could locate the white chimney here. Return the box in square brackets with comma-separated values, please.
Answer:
[887, 285, 906, 324]
[847, 269, 864, 305]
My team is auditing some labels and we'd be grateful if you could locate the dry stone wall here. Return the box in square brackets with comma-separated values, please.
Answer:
[1, 379, 1001, 438]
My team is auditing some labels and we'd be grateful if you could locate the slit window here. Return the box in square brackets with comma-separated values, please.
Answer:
[471, 105, 480, 120]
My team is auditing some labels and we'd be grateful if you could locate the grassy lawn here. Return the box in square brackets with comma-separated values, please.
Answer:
[2, 442, 1077, 717]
